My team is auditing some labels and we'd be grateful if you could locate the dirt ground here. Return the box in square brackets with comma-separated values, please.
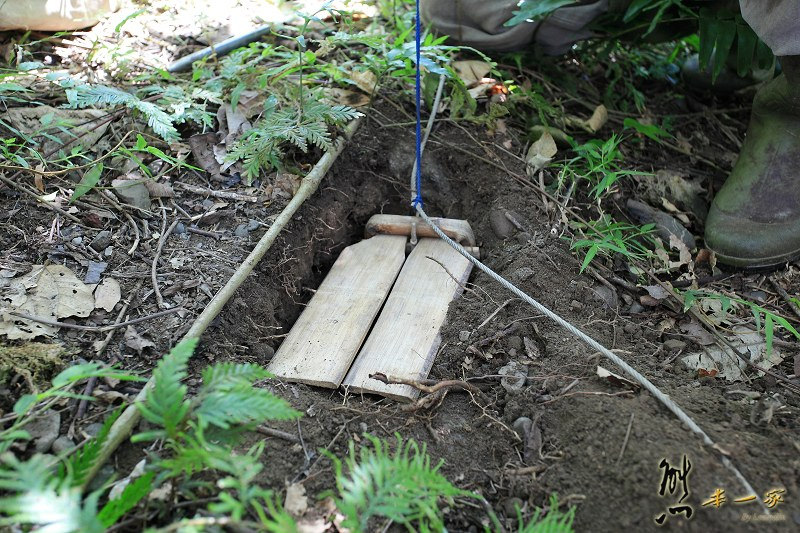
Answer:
[204, 106, 800, 532]
[2, 2, 800, 532]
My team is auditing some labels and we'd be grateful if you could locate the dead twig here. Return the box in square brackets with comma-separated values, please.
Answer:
[255, 425, 301, 443]
[176, 181, 261, 203]
[769, 277, 800, 321]
[370, 373, 483, 396]
[10, 307, 182, 332]
[616, 412, 635, 467]
[505, 464, 547, 476]
[152, 219, 180, 309]
[476, 298, 515, 331]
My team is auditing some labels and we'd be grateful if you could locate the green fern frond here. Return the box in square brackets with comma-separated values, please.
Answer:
[297, 122, 331, 150]
[227, 96, 361, 182]
[195, 384, 300, 431]
[97, 472, 154, 528]
[0, 453, 52, 493]
[65, 84, 179, 142]
[135, 101, 180, 141]
[66, 85, 136, 107]
[62, 407, 122, 487]
[326, 435, 470, 532]
[135, 338, 198, 440]
[201, 362, 272, 390]
[0, 454, 105, 532]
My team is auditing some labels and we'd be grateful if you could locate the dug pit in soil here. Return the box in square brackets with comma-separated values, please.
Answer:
[199, 110, 799, 531]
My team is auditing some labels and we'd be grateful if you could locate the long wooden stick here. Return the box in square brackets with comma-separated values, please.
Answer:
[82, 118, 363, 488]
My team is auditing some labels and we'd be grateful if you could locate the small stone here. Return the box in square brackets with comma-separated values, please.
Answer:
[247, 219, 261, 231]
[112, 178, 151, 211]
[90, 230, 112, 251]
[507, 336, 523, 351]
[201, 199, 214, 210]
[623, 323, 641, 335]
[590, 285, 618, 310]
[359, 422, 368, 433]
[104, 246, 113, 257]
[499, 361, 527, 393]
[570, 300, 584, 311]
[503, 497, 524, 517]
[458, 330, 470, 342]
[84, 422, 104, 438]
[84, 260, 108, 284]
[52, 435, 75, 454]
[27, 411, 60, 453]
[628, 303, 645, 314]
[71, 236, 83, 246]
[512, 416, 532, 437]
[490, 209, 514, 239]
[512, 267, 535, 283]
[515, 231, 532, 244]
[251, 344, 275, 360]
[626, 199, 696, 250]
[234, 224, 249, 238]
[173, 222, 186, 235]
[664, 339, 687, 351]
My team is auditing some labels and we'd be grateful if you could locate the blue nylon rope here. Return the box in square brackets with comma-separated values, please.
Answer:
[412, 0, 423, 209]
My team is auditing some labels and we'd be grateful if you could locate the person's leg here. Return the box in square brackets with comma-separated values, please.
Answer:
[704, 1, 800, 267]
[420, 0, 608, 54]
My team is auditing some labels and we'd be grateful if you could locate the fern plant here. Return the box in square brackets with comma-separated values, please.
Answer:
[0, 365, 148, 532]
[65, 84, 180, 142]
[227, 94, 362, 182]
[325, 434, 473, 532]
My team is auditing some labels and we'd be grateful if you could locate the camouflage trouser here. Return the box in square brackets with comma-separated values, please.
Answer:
[420, 0, 800, 56]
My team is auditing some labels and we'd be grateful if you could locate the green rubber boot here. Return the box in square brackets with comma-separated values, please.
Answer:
[704, 57, 800, 268]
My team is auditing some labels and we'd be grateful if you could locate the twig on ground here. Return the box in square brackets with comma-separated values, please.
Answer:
[616, 412, 635, 467]
[476, 299, 515, 331]
[255, 425, 301, 443]
[10, 307, 182, 332]
[370, 373, 483, 396]
[176, 182, 261, 203]
[187, 226, 221, 239]
[152, 219, 180, 309]
[769, 277, 800, 321]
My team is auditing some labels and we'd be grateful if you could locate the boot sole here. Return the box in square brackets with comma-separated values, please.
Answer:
[711, 246, 800, 270]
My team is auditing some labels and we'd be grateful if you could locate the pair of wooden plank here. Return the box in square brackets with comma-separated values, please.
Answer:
[267, 232, 473, 400]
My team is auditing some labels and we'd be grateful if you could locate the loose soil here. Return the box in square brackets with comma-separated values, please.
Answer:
[2, 6, 800, 531]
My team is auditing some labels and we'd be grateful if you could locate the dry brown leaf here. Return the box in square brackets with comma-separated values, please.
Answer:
[143, 180, 175, 198]
[94, 277, 121, 312]
[324, 87, 370, 108]
[285, 483, 308, 517]
[349, 69, 377, 94]
[525, 131, 557, 175]
[1, 265, 95, 339]
[669, 233, 692, 269]
[124, 325, 155, 354]
[597, 365, 640, 391]
[585, 104, 608, 132]
[453, 60, 492, 86]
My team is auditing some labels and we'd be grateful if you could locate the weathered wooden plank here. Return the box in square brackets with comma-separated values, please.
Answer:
[267, 234, 407, 387]
[364, 214, 476, 247]
[342, 238, 473, 400]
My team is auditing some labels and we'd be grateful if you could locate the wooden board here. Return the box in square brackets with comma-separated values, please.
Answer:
[267, 234, 407, 387]
[365, 214, 476, 246]
[342, 238, 473, 400]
